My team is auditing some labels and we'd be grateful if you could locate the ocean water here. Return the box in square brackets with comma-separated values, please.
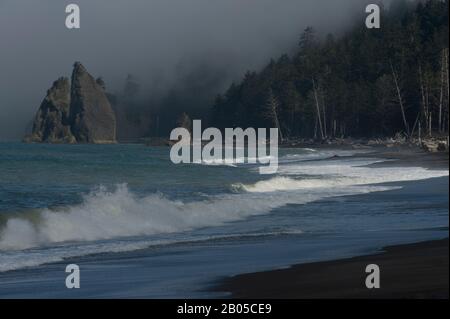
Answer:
[0, 142, 448, 298]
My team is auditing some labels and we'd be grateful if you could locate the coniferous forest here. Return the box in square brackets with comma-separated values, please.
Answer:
[210, 0, 449, 140]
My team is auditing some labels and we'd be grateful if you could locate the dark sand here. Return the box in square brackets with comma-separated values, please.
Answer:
[217, 239, 449, 299]
[309, 144, 449, 170]
[216, 146, 449, 299]
[363, 145, 449, 170]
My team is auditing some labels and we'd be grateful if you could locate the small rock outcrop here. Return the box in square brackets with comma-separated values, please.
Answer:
[25, 62, 116, 144]
[176, 112, 192, 133]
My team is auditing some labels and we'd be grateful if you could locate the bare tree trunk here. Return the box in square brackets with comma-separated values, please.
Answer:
[429, 112, 432, 137]
[426, 84, 431, 136]
[445, 48, 449, 134]
[273, 110, 284, 142]
[425, 81, 433, 137]
[320, 88, 327, 138]
[439, 50, 445, 133]
[419, 65, 429, 132]
[265, 90, 284, 141]
[418, 121, 422, 145]
[313, 116, 318, 139]
[390, 61, 410, 137]
[333, 120, 337, 138]
[290, 107, 295, 137]
[312, 78, 324, 140]
[271, 102, 284, 141]
[411, 112, 420, 138]
[340, 122, 346, 138]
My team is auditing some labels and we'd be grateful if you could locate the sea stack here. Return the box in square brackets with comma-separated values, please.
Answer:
[25, 77, 75, 143]
[70, 62, 116, 143]
[176, 112, 192, 133]
[25, 62, 116, 144]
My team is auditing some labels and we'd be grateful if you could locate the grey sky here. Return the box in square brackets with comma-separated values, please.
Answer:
[0, 0, 378, 139]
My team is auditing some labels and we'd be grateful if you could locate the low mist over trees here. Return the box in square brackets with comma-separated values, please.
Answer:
[211, 0, 449, 139]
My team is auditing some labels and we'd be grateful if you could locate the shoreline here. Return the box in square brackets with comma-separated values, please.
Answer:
[213, 146, 449, 299]
[215, 238, 449, 299]
[359, 145, 448, 170]
[299, 144, 449, 170]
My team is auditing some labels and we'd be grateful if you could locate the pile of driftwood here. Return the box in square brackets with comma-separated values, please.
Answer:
[281, 134, 449, 153]
[420, 138, 449, 153]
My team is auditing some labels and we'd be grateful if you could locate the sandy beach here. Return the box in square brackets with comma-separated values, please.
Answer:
[296, 143, 449, 170]
[217, 238, 449, 299]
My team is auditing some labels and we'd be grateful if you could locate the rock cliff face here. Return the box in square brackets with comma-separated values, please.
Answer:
[25, 63, 116, 144]
[70, 62, 116, 143]
[25, 78, 75, 143]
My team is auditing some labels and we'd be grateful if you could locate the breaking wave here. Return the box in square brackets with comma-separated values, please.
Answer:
[0, 182, 397, 254]
[0, 184, 282, 251]
[237, 160, 448, 193]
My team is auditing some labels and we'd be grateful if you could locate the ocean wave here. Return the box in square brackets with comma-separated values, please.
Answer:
[0, 184, 279, 251]
[173, 149, 361, 167]
[237, 161, 448, 193]
[0, 181, 395, 254]
[232, 176, 337, 192]
[0, 156, 447, 271]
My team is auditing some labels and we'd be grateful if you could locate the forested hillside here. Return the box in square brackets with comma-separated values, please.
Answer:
[211, 0, 449, 139]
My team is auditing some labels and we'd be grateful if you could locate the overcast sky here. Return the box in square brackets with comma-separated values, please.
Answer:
[0, 0, 381, 139]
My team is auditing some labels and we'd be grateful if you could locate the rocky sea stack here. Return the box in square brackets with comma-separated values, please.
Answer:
[25, 62, 116, 144]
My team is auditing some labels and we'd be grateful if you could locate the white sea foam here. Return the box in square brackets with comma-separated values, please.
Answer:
[193, 155, 273, 167]
[239, 159, 448, 193]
